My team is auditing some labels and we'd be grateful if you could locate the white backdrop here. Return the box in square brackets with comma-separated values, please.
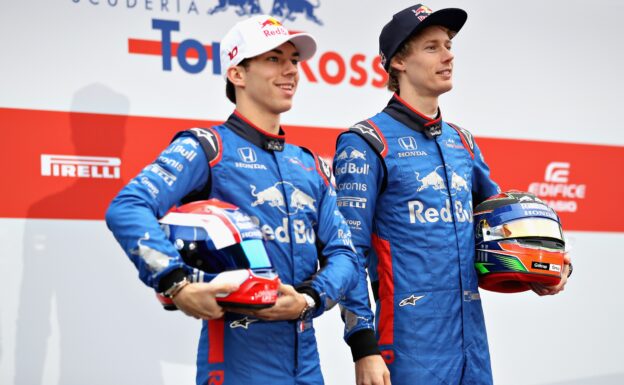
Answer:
[1, 1, 623, 384]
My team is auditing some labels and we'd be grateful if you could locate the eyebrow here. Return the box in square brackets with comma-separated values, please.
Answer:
[271, 48, 301, 57]
[423, 39, 452, 45]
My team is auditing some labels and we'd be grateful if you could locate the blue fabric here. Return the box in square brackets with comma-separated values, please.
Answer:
[336, 97, 500, 385]
[106, 114, 357, 385]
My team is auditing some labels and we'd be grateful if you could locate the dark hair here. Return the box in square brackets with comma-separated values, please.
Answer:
[387, 26, 454, 93]
[225, 59, 251, 104]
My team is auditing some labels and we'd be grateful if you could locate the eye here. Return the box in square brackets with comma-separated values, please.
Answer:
[291, 58, 300, 65]
[267, 56, 279, 62]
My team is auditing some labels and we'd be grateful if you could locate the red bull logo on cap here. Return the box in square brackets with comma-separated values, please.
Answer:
[259, 17, 288, 37]
[261, 17, 283, 28]
[412, 5, 433, 21]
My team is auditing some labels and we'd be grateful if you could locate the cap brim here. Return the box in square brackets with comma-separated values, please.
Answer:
[287, 33, 317, 61]
[243, 32, 317, 63]
[412, 8, 467, 37]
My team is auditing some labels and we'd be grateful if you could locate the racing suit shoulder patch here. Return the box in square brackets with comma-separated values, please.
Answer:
[447, 122, 475, 159]
[172, 127, 223, 167]
[348, 120, 388, 158]
[301, 146, 333, 187]
[172, 127, 222, 204]
[186, 127, 223, 166]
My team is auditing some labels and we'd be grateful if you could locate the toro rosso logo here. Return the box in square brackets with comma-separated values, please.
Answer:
[415, 165, 469, 196]
[128, 18, 387, 87]
[250, 182, 316, 215]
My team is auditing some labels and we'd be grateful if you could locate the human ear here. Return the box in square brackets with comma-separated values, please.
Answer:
[227, 66, 246, 87]
[390, 56, 406, 72]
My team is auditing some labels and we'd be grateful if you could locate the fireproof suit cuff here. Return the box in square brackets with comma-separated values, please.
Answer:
[295, 284, 321, 310]
[347, 328, 380, 362]
[157, 268, 187, 293]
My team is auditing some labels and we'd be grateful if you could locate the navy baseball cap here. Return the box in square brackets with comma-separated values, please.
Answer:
[379, 4, 467, 71]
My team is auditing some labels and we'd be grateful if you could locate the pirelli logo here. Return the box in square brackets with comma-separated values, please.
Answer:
[40, 154, 121, 179]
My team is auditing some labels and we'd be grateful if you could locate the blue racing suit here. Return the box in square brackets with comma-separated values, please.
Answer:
[335, 94, 500, 385]
[106, 111, 358, 385]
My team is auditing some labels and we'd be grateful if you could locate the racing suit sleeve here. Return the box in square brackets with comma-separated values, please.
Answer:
[334, 132, 385, 361]
[299, 162, 360, 318]
[471, 140, 501, 205]
[105, 133, 209, 292]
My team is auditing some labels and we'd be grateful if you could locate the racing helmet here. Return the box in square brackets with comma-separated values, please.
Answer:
[158, 199, 279, 309]
[474, 191, 566, 293]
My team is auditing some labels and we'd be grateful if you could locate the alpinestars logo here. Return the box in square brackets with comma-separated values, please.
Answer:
[230, 317, 258, 329]
[399, 294, 424, 307]
[41, 154, 121, 179]
[528, 162, 586, 212]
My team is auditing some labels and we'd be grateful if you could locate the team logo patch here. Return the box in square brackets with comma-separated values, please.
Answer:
[250, 181, 316, 214]
[415, 164, 469, 196]
[337, 196, 367, 209]
[412, 5, 433, 21]
[336, 146, 366, 161]
[238, 147, 257, 163]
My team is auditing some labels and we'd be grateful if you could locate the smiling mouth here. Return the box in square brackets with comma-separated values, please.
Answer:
[437, 69, 452, 76]
[277, 83, 295, 91]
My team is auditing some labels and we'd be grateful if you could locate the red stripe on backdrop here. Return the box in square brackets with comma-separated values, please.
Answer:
[128, 38, 213, 59]
[1, 107, 623, 232]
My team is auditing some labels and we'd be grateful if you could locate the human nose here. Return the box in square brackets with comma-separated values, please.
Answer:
[442, 47, 454, 63]
[283, 59, 298, 76]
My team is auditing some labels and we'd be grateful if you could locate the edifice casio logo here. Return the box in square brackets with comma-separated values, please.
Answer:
[41, 154, 121, 179]
[544, 162, 570, 183]
[528, 161, 586, 212]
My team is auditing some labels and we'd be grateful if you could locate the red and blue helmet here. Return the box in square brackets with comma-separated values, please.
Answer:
[159, 199, 279, 309]
[474, 191, 566, 293]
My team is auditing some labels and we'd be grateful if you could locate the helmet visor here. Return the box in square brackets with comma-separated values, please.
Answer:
[240, 239, 272, 269]
[484, 218, 564, 242]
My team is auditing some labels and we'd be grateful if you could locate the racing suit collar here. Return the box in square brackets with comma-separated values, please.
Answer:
[383, 93, 443, 138]
[225, 110, 286, 151]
